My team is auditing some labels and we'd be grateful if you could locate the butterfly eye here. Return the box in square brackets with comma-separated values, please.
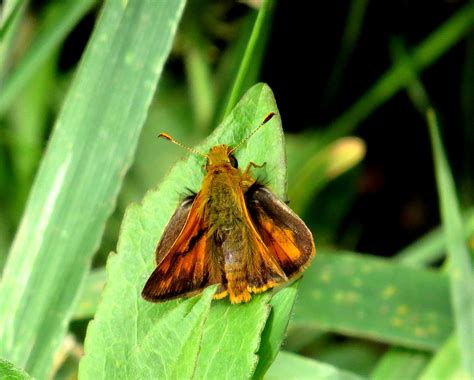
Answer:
[229, 155, 238, 168]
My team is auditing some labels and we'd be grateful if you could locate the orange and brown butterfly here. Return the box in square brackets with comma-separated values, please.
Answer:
[141, 113, 315, 304]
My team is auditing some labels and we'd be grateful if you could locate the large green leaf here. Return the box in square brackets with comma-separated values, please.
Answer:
[292, 251, 452, 350]
[0, 359, 32, 380]
[0, 1, 186, 378]
[80, 83, 292, 378]
[253, 282, 300, 379]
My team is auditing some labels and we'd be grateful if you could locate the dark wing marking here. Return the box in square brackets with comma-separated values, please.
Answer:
[247, 185, 315, 279]
[155, 195, 195, 264]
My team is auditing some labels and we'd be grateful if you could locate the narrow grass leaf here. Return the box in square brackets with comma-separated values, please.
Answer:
[265, 351, 364, 380]
[0, 358, 32, 380]
[395, 209, 474, 266]
[0, 0, 97, 116]
[0, 1, 186, 378]
[427, 109, 474, 377]
[73, 269, 106, 320]
[323, 0, 368, 104]
[0, 0, 24, 40]
[419, 334, 466, 380]
[322, 2, 474, 142]
[80, 84, 288, 379]
[223, 0, 275, 118]
[292, 251, 452, 350]
[370, 347, 430, 380]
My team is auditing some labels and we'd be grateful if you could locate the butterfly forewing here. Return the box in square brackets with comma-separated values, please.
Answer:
[141, 194, 223, 301]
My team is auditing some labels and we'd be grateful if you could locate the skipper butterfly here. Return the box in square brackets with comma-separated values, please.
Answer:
[142, 113, 315, 304]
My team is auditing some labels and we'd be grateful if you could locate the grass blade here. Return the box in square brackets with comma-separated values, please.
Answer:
[419, 335, 464, 380]
[223, 0, 275, 117]
[73, 269, 106, 321]
[0, 0, 97, 116]
[426, 109, 474, 377]
[265, 351, 364, 380]
[0, 1, 186, 378]
[396, 209, 474, 267]
[322, 0, 368, 104]
[0, 0, 25, 80]
[370, 348, 430, 380]
[325, 2, 474, 141]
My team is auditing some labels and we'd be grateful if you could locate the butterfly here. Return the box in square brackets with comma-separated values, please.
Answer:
[142, 112, 315, 304]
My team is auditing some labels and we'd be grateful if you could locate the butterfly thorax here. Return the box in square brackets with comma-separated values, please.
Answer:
[202, 163, 248, 235]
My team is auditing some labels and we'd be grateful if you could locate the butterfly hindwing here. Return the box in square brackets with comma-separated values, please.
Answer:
[247, 185, 315, 279]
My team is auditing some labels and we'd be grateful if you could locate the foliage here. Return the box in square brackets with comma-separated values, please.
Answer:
[0, 0, 473, 378]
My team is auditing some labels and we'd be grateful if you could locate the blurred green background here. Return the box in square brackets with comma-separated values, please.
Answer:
[0, 0, 473, 379]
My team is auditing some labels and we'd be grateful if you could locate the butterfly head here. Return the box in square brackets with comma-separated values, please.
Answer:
[206, 145, 238, 168]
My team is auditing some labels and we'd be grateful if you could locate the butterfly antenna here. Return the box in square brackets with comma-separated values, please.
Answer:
[229, 112, 275, 154]
[158, 133, 207, 158]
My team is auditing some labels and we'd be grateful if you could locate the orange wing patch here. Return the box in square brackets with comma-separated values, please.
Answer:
[142, 196, 223, 302]
[255, 214, 308, 278]
[248, 186, 315, 280]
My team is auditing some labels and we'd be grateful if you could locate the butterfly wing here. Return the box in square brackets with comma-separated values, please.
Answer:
[154, 195, 194, 265]
[141, 194, 223, 302]
[247, 185, 315, 279]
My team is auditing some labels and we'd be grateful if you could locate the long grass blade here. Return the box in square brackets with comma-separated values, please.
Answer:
[427, 109, 474, 377]
[0, 1, 186, 378]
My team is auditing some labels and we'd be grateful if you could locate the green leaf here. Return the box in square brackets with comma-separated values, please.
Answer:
[426, 109, 474, 377]
[0, 1, 186, 378]
[80, 83, 289, 378]
[292, 251, 452, 350]
[193, 294, 272, 379]
[253, 281, 300, 379]
[265, 351, 364, 380]
[0, 359, 32, 380]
